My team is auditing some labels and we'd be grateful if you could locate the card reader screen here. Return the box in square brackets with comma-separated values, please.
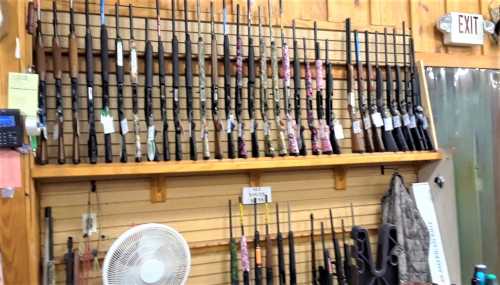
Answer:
[0, 115, 15, 128]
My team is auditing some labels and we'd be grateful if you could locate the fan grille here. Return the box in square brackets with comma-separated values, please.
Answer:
[103, 224, 190, 285]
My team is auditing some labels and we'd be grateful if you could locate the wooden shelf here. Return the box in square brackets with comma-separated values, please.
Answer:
[31, 151, 443, 181]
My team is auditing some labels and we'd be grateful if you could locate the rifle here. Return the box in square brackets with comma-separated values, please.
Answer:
[276, 203, 286, 285]
[341, 220, 353, 285]
[235, 4, 248, 158]
[157, 0, 170, 161]
[304, 38, 320, 155]
[69, 0, 80, 164]
[223, 0, 235, 159]
[384, 28, 408, 151]
[269, 0, 287, 156]
[254, 199, 263, 285]
[292, 20, 307, 156]
[64, 237, 74, 285]
[197, 0, 210, 160]
[410, 38, 434, 150]
[172, 0, 183, 160]
[144, 18, 159, 161]
[248, 0, 259, 158]
[329, 209, 347, 285]
[259, 7, 275, 157]
[53, 1, 65, 164]
[115, 2, 127, 163]
[374, 31, 398, 152]
[85, 0, 98, 164]
[320, 222, 333, 285]
[364, 31, 385, 152]
[239, 199, 251, 285]
[35, 0, 48, 165]
[229, 201, 239, 285]
[281, 1, 299, 156]
[43, 207, 55, 285]
[311, 214, 318, 285]
[393, 27, 415, 151]
[265, 197, 273, 285]
[314, 22, 333, 155]
[345, 19, 365, 153]
[129, 5, 141, 162]
[354, 31, 375, 153]
[100, 0, 113, 163]
[210, 1, 223, 159]
[325, 39, 342, 154]
[184, 0, 197, 160]
[288, 203, 297, 285]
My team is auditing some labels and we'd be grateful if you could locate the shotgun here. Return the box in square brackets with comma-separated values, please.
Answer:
[342, 220, 353, 285]
[43, 207, 55, 285]
[197, 0, 210, 160]
[35, 0, 48, 165]
[311, 214, 318, 285]
[314, 22, 333, 154]
[269, 0, 287, 156]
[69, 0, 80, 164]
[304, 38, 320, 155]
[281, 0, 299, 156]
[157, 0, 170, 161]
[240, 199, 251, 285]
[320, 222, 333, 285]
[248, 0, 259, 157]
[144, 18, 159, 161]
[364, 30, 385, 152]
[325, 39, 342, 154]
[64, 237, 74, 285]
[354, 30, 375, 153]
[254, 199, 263, 285]
[172, 0, 183, 160]
[265, 197, 273, 285]
[293, 20, 307, 156]
[85, 0, 98, 164]
[384, 28, 408, 151]
[235, 4, 248, 158]
[276, 203, 286, 285]
[53, 1, 65, 164]
[329, 209, 347, 285]
[374, 31, 398, 152]
[184, 0, 197, 160]
[259, 6, 275, 157]
[115, 2, 128, 162]
[288, 203, 297, 285]
[223, 0, 235, 159]
[345, 19, 365, 153]
[100, 0, 113, 163]
[129, 5, 141, 162]
[210, 1, 224, 159]
[229, 201, 239, 285]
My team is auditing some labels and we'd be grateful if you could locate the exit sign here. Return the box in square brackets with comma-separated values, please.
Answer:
[438, 12, 485, 46]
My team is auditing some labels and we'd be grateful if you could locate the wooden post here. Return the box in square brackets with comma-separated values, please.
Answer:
[150, 176, 166, 203]
[334, 167, 347, 190]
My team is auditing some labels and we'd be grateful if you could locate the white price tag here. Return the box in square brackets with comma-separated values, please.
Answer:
[174, 89, 179, 102]
[120, 118, 129, 135]
[130, 48, 138, 76]
[147, 125, 155, 141]
[384, 117, 394, 131]
[402, 113, 411, 126]
[422, 116, 429, 129]
[333, 120, 345, 140]
[348, 92, 355, 107]
[100, 112, 115, 134]
[250, 119, 256, 133]
[52, 123, 59, 141]
[87, 87, 93, 101]
[409, 115, 416, 128]
[227, 117, 233, 134]
[242, 186, 272, 205]
[371, 112, 384, 127]
[116, 41, 123, 67]
[392, 116, 402, 128]
[363, 115, 372, 129]
[352, 120, 362, 134]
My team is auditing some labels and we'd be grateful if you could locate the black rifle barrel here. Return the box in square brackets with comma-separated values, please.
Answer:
[276, 203, 286, 285]
[85, 0, 98, 164]
[100, 0, 113, 163]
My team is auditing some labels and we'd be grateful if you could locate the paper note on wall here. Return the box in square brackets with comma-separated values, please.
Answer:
[412, 182, 451, 285]
[0, 149, 22, 188]
[8, 72, 38, 117]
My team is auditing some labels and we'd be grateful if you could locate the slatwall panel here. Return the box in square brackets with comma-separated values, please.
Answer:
[37, 4, 413, 164]
[39, 165, 418, 284]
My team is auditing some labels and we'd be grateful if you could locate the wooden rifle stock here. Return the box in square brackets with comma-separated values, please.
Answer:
[345, 19, 365, 153]
[210, 1, 223, 159]
[69, 0, 80, 164]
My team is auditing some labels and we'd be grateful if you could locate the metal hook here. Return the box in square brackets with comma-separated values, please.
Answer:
[380, 165, 400, 175]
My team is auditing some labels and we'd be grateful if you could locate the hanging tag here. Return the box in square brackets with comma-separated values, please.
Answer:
[120, 119, 129, 135]
[384, 117, 394, 131]
[130, 48, 138, 76]
[238, 121, 244, 136]
[333, 120, 345, 140]
[250, 119, 256, 133]
[174, 89, 179, 102]
[147, 141, 156, 162]
[87, 87, 93, 101]
[116, 41, 123, 67]
[100, 111, 115, 134]
[371, 112, 384, 127]
[352, 120, 362, 134]
[402, 113, 411, 126]
[348, 92, 355, 107]
[227, 117, 233, 134]
[52, 123, 59, 141]
[409, 115, 417, 128]
[363, 115, 372, 129]
[147, 125, 155, 142]
[392, 115, 402, 128]
[15, 37, 21, 59]
[422, 116, 429, 129]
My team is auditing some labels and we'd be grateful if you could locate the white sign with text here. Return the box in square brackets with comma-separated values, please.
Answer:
[242, 187, 272, 204]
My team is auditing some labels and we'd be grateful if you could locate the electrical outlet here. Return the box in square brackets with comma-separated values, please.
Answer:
[82, 213, 97, 236]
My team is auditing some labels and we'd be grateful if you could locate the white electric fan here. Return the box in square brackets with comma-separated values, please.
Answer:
[102, 223, 191, 285]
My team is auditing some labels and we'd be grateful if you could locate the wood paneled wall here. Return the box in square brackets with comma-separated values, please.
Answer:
[39, 165, 417, 284]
